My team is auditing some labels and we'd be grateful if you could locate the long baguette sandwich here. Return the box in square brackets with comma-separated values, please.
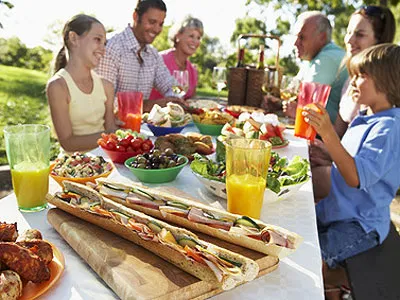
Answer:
[47, 181, 259, 291]
[93, 178, 303, 258]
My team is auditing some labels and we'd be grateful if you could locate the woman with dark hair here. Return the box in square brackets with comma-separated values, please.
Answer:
[149, 16, 204, 100]
[310, 5, 397, 202]
[46, 14, 117, 152]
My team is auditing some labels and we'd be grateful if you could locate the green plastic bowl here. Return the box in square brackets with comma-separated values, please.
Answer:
[124, 155, 188, 183]
[194, 122, 224, 136]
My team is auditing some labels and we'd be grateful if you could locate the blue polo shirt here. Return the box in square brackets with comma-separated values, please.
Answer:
[316, 108, 400, 243]
[297, 42, 348, 124]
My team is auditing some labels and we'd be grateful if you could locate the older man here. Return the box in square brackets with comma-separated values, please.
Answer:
[282, 11, 348, 124]
[96, 0, 185, 112]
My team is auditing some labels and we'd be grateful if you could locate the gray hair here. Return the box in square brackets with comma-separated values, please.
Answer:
[169, 16, 204, 47]
[297, 11, 332, 42]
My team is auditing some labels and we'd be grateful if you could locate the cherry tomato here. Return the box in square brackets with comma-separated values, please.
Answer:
[101, 133, 109, 141]
[141, 142, 152, 152]
[97, 139, 107, 148]
[130, 138, 143, 150]
[106, 140, 117, 151]
[143, 139, 153, 148]
[125, 134, 134, 142]
[119, 137, 131, 147]
[116, 145, 127, 152]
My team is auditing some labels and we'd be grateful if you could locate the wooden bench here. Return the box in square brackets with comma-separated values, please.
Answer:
[345, 222, 400, 300]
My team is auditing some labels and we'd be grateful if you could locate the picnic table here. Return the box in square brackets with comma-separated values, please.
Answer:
[0, 125, 324, 299]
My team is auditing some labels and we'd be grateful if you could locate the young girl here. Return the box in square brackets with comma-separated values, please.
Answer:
[304, 43, 400, 299]
[46, 14, 117, 152]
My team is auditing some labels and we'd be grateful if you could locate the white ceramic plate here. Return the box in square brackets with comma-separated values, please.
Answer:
[192, 171, 309, 203]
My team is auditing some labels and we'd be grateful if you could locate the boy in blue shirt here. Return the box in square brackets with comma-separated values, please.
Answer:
[303, 43, 400, 299]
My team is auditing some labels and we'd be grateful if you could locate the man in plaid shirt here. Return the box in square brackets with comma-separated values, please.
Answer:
[96, 0, 186, 112]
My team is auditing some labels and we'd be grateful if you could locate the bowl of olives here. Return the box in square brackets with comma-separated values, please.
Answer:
[124, 148, 189, 183]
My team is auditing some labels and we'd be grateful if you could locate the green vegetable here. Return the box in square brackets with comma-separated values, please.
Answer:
[190, 154, 226, 182]
[147, 221, 163, 233]
[234, 216, 260, 229]
[218, 255, 243, 268]
[177, 236, 201, 248]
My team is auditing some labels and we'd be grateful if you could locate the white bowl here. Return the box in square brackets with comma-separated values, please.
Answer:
[192, 171, 309, 203]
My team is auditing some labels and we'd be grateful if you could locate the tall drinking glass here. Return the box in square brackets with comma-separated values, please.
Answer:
[3, 124, 50, 212]
[294, 82, 331, 141]
[117, 91, 143, 133]
[225, 139, 272, 219]
[172, 70, 189, 98]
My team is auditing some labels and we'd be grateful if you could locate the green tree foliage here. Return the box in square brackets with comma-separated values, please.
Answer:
[0, 37, 52, 72]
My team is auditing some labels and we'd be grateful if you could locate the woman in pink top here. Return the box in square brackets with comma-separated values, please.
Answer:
[149, 16, 203, 100]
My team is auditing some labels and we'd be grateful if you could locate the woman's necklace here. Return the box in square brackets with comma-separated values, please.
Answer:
[174, 52, 187, 71]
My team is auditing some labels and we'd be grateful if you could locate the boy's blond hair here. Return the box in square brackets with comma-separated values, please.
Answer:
[349, 43, 400, 107]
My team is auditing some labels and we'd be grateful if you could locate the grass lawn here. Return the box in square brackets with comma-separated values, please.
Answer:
[0, 65, 226, 166]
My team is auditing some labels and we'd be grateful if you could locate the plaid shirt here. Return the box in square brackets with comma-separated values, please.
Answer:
[96, 25, 174, 99]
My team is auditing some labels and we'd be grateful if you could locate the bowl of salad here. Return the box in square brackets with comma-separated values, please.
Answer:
[190, 152, 310, 202]
[50, 152, 114, 187]
[143, 103, 191, 136]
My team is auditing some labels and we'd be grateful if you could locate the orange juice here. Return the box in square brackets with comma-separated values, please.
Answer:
[294, 103, 320, 141]
[226, 174, 266, 219]
[123, 113, 141, 132]
[11, 162, 49, 211]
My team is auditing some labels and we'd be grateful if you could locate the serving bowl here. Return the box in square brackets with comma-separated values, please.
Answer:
[193, 122, 224, 136]
[192, 171, 309, 203]
[101, 148, 138, 164]
[49, 162, 114, 187]
[147, 123, 186, 136]
[125, 155, 188, 183]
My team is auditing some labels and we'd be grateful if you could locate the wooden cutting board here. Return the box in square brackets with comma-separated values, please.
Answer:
[47, 185, 280, 300]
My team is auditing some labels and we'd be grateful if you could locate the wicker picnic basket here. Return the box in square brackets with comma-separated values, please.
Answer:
[228, 34, 281, 108]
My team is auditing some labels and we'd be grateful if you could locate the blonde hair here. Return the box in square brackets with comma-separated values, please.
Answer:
[349, 43, 400, 107]
[169, 16, 204, 47]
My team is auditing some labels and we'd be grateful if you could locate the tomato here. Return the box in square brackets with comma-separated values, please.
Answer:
[130, 138, 142, 150]
[141, 142, 152, 152]
[109, 133, 118, 140]
[116, 145, 127, 152]
[143, 139, 153, 149]
[119, 137, 131, 147]
[97, 139, 107, 149]
[106, 140, 117, 151]
[125, 134, 134, 142]
[101, 133, 109, 141]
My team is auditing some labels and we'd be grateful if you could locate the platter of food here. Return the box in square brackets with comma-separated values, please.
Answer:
[0, 223, 65, 300]
[45, 180, 304, 299]
[49, 152, 114, 186]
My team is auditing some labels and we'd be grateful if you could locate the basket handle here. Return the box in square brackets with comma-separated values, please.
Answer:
[237, 34, 281, 68]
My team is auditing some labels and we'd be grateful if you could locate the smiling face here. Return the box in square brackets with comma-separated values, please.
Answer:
[350, 73, 390, 112]
[133, 7, 166, 46]
[175, 28, 202, 57]
[71, 22, 106, 68]
[293, 17, 327, 61]
[344, 14, 377, 58]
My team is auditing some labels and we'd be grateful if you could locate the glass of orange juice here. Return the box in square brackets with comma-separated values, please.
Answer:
[117, 91, 143, 133]
[3, 124, 50, 212]
[225, 138, 272, 219]
[294, 82, 331, 141]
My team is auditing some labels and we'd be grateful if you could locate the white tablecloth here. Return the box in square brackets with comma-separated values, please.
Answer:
[0, 125, 324, 300]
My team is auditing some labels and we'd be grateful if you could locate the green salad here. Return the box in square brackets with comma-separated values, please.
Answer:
[190, 152, 310, 194]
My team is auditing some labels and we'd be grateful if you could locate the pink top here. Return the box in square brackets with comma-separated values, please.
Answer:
[149, 48, 198, 100]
